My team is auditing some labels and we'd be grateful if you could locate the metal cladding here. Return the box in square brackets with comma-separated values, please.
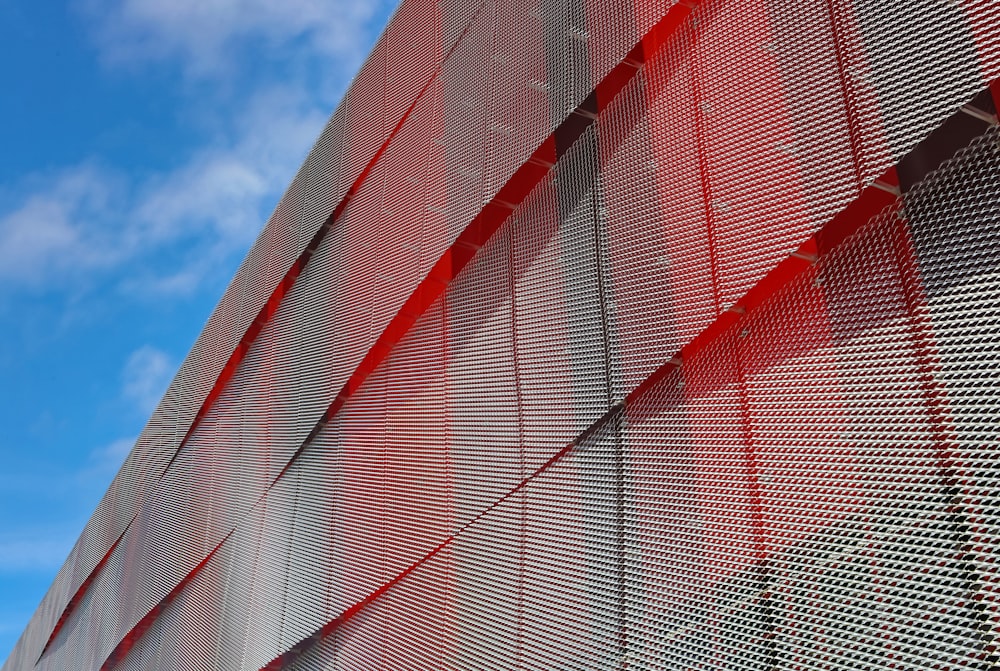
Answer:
[6, 0, 1000, 669]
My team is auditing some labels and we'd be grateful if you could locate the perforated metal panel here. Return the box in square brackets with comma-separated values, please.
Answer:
[5, 0, 1000, 669]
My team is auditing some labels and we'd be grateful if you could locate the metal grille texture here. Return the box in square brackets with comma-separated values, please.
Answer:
[5, 0, 1000, 668]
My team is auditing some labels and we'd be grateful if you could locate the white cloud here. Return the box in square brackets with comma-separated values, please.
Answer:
[89, 436, 136, 468]
[134, 85, 327, 243]
[0, 1, 395, 300]
[81, 0, 388, 79]
[72, 436, 137, 488]
[0, 166, 125, 286]
[122, 346, 174, 415]
[0, 85, 328, 299]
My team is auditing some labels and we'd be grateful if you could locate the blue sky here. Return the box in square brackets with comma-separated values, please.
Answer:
[0, 0, 397, 660]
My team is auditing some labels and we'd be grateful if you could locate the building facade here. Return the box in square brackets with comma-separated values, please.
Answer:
[5, 0, 1000, 668]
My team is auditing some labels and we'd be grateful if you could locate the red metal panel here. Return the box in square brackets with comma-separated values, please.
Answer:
[11, 2, 1000, 670]
[607, 23, 716, 391]
[961, 0, 1000, 81]
[690, 0, 813, 310]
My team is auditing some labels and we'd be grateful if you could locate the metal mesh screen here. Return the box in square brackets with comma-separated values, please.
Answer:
[4, 0, 999, 669]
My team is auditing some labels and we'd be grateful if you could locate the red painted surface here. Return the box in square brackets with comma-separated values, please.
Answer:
[98, 535, 232, 671]
[18, 0, 1000, 664]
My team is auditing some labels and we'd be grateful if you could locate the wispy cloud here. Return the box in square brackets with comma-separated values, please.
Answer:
[80, 0, 388, 79]
[71, 436, 138, 489]
[121, 346, 173, 415]
[1, 0, 391, 301]
[133, 84, 328, 242]
[90, 436, 135, 466]
[0, 85, 328, 299]
[0, 166, 126, 287]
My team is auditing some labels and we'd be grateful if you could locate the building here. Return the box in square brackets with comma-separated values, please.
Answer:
[5, 0, 1000, 668]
